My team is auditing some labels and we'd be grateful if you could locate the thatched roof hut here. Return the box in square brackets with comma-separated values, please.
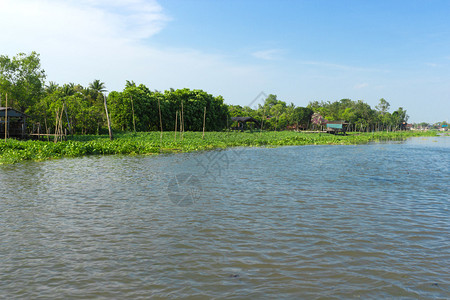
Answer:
[231, 116, 260, 131]
[0, 107, 29, 138]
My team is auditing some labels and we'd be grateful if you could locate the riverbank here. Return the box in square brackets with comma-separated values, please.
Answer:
[0, 131, 439, 164]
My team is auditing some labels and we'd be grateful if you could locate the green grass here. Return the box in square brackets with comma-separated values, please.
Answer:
[0, 130, 439, 164]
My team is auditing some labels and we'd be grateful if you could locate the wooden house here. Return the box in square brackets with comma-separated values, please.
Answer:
[326, 120, 349, 134]
[231, 117, 260, 131]
[0, 107, 29, 138]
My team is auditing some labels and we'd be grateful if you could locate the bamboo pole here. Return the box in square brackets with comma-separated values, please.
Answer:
[202, 106, 206, 139]
[54, 108, 59, 143]
[179, 108, 182, 139]
[158, 96, 163, 144]
[55, 106, 64, 142]
[59, 106, 64, 141]
[174, 110, 178, 142]
[4, 93, 7, 141]
[260, 107, 265, 137]
[64, 100, 71, 134]
[181, 100, 184, 140]
[131, 95, 136, 133]
[103, 94, 113, 140]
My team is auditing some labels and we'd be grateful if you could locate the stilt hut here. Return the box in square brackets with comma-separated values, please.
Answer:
[0, 107, 29, 138]
[231, 117, 260, 131]
[326, 120, 349, 134]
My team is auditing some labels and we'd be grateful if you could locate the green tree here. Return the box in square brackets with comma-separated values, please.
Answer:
[391, 107, 409, 130]
[292, 107, 313, 128]
[89, 79, 106, 94]
[0, 51, 46, 112]
[45, 81, 59, 94]
[375, 98, 390, 115]
[270, 103, 286, 131]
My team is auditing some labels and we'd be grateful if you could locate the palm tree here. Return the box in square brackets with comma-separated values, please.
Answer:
[125, 80, 136, 88]
[89, 79, 106, 94]
[61, 83, 75, 97]
[45, 81, 59, 94]
[89, 79, 112, 140]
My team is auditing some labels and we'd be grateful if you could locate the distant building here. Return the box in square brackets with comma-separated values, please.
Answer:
[0, 107, 29, 138]
[231, 117, 260, 131]
[326, 120, 349, 134]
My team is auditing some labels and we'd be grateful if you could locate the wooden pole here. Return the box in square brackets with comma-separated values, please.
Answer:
[158, 96, 163, 143]
[202, 106, 206, 139]
[64, 100, 71, 135]
[103, 94, 113, 140]
[131, 96, 136, 133]
[260, 107, 265, 137]
[59, 106, 64, 141]
[54, 108, 59, 143]
[179, 108, 182, 140]
[181, 100, 184, 140]
[57, 106, 63, 142]
[174, 110, 178, 142]
[4, 93, 8, 141]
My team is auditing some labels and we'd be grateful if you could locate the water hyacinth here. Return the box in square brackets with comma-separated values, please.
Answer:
[0, 130, 438, 164]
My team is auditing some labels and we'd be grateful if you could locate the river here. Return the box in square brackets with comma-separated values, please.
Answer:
[0, 136, 449, 299]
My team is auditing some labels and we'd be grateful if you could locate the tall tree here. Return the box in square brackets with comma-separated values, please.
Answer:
[376, 98, 390, 115]
[89, 79, 106, 93]
[45, 81, 59, 95]
[293, 107, 314, 128]
[0, 51, 46, 112]
[89, 79, 107, 101]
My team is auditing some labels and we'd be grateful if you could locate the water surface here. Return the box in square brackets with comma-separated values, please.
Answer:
[0, 137, 449, 299]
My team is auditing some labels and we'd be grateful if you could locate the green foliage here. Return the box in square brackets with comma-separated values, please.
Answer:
[0, 51, 46, 112]
[307, 98, 409, 131]
[228, 94, 310, 131]
[293, 107, 314, 127]
[108, 86, 228, 132]
[376, 98, 390, 114]
[0, 130, 438, 164]
[0, 51, 419, 137]
[27, 81, 105, 135]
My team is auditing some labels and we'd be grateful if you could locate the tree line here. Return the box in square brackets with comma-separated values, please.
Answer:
[0, 52, 228, 135]
[307, 98, 409, 131]
[1, 52, 410, 135]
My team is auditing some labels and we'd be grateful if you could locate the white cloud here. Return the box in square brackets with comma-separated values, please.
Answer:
[0, 0, 267, 98]
[354, 83, 369, 89]
[74, 0, 170, 39]
[299, 60, 389, 73]
[1, 0, 168, 49]
[252, 49, 284, 60]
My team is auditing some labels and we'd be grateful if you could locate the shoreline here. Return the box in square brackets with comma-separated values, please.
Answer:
[0, 131, 440, 165]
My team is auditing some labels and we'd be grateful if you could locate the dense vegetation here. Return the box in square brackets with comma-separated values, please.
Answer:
[1, 53, 229, 135]
[0, 131, 439, 164]
[308, 98, 408, 131]
[0, 51, 444, 164]
[108, 83, 228, 132]
[1, 52, 418, 135]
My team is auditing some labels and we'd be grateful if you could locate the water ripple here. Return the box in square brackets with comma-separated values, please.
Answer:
[0, 137, 449, 299]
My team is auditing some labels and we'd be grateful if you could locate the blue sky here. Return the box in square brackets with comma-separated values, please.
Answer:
[1, 0, 449, 123]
